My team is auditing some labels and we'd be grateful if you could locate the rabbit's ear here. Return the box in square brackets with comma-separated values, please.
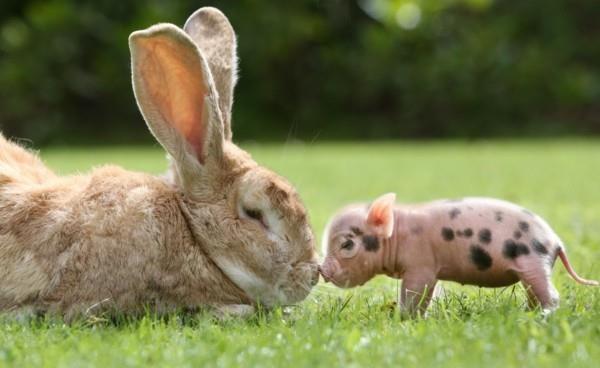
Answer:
[129, 24, 224, 188]
[184, 7, 237, 141]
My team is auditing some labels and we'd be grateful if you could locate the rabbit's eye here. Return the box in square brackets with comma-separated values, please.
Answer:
[341, 239, 354, 250]
[244, 208, 263, 222]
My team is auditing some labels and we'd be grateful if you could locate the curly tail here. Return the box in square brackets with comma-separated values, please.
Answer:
[558, 248, 599, 286]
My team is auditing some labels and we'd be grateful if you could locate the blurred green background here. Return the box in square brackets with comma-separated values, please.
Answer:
[1, 0, 599, 145]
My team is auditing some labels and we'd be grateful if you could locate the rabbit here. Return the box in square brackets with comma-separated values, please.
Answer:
[0, 7, 319, 321]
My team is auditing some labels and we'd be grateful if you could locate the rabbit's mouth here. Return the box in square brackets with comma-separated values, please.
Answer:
[215, 256, 318, 307]
[276, 261, 320, 305]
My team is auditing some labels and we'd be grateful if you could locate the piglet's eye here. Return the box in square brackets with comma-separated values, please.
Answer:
[341, 239, 354, 250]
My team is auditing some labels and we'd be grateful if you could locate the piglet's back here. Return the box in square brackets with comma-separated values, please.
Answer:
[416, 198, 561, 286]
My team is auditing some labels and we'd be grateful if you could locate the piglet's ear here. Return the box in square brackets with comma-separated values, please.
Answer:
[366, 193, 396, 238]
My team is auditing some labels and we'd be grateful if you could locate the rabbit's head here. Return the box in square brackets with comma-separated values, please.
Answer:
[129, 8, 319, 307]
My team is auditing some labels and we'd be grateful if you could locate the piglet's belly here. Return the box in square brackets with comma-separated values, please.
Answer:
[437, 268, 520, 288]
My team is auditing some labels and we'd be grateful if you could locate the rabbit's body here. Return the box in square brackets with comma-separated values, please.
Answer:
[0, 138, 250, 318]
[0, 8, 319, 320]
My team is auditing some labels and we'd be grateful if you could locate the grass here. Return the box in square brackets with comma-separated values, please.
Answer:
[1, 139, 599, 367]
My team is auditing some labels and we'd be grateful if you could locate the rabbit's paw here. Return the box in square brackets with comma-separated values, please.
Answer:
[213, 304, 255, 320]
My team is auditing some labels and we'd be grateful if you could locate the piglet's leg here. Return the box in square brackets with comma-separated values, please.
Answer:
[518, 271, 559, 314]
[523, 284, 539, 310]
[400, 272, 438, 317]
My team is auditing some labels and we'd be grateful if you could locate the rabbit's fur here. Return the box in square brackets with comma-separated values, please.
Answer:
[0, 8, 319, 320]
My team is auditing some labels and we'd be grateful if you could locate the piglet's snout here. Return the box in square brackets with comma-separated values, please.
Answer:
[318, 266, 331, 283]
[319, 258, 340, 283]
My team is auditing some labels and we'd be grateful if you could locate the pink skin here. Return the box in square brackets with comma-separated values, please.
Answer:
[320, 193, 599, 315]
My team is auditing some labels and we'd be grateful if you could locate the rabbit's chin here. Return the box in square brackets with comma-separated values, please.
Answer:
[216, 257, 318, 307]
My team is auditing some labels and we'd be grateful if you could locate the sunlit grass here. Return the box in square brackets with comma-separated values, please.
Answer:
[1, 140, 599, 367]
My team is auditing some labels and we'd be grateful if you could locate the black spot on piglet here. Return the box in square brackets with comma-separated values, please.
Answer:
[495, 211, 503, 222]
[470, 245, 493, 271]
[531, 239, 548, 255]
[441, 228, 455, 241]
[449, 208, 461, 219]
[457, 228, 474, 238]
[478, 229, 492, 244]
[362, 235, 379, 252]
[518, 221, 530, 232]
[503, 239, 530, 259]
[513, 230, 522, 239]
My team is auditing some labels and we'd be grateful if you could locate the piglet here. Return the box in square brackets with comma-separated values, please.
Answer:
[320, 193, 598, 315]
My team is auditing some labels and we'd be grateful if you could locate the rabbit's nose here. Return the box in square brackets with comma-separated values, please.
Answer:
[310, 266, 321, 286]
[310, 267, 320, 286]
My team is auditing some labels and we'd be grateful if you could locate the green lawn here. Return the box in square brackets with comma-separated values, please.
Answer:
[1, 140, 599, 367]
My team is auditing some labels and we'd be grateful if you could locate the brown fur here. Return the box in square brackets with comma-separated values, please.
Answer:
[0, 8, 318, 320]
